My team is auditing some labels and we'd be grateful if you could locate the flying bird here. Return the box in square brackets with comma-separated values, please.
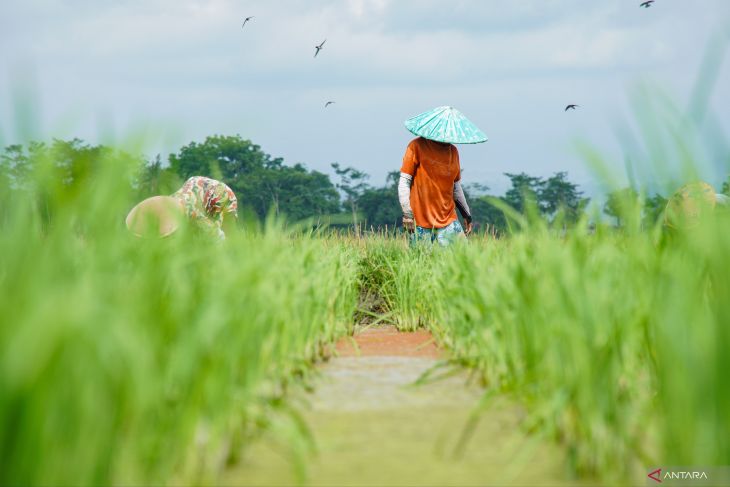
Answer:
[640, 1, 654, 7]
[325, 101, 336, 108]
[241, 16, 254, 28]
[314, 39, 326, 58]
[565, 104, 579, 111]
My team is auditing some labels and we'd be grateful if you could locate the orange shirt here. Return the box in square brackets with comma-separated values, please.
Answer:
[400, 137, 460, 229]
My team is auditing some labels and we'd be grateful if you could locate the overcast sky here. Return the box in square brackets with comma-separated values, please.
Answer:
[2, 0, 729, 195]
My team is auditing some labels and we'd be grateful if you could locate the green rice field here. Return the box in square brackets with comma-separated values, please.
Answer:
[1, 61, 729, 485]
[1, 159, 729, 485]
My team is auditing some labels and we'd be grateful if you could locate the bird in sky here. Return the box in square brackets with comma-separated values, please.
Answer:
[241, 16, 254, 28]
[640, 1, 654, 8]
[325, 101, 336, 108]
[314, 39, 326, 58]
[565, 104, 579, 111]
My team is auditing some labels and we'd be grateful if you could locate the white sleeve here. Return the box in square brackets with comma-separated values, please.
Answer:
[398, 172, 414, 218]
[453, 181, 472, 221]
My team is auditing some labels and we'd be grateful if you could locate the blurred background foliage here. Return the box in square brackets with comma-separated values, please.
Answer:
[6, 133, 707, 236]
[0, 148, 361, 484]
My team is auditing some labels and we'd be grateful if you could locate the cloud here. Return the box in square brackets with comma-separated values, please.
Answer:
[1, 0, 729, 190]
[3, 0, 721, 90]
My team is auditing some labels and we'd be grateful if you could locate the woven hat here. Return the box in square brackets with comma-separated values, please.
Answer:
[404, 106, 487, 144]
[664, 182, 716, 229]
[125, 196, 184, 238]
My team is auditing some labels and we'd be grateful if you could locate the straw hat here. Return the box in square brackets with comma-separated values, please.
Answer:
[664, 182, 716, 229]
[125, 196, 184, 238]
[404, 106, 488, 144]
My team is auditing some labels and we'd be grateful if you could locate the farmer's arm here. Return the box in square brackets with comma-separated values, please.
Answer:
[399, 143, 418, 232]
[453, 181, 473, 235]
[220, 193, 239, 238]
[398, 173, 415, 231]
[452, 149, 473, 236]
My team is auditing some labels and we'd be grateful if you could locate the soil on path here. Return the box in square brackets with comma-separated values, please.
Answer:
[335, 326, 440, 358]
[225, 326, 571, 486]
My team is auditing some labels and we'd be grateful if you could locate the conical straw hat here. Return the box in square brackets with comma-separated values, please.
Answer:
[125, 196, 183, 238]
[664, 182, 716, 229]
[404, 106, 487, 144]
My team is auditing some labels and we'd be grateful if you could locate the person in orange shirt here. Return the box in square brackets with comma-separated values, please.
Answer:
[399, 138, 472, 246]
[398, 106, 487, 247]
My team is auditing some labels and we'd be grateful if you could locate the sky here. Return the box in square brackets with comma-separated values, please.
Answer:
[2, 0, 730, 196]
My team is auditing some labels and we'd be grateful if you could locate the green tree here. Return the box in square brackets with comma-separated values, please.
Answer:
[357, 171, 402, 230]
[1, 138, 142, 195]
[463, 182, 490, 197]
[459, 183, 504, 235]
[464, 172, 588, 235]
[331, 163, 369, 232]
[469, 196, 508, 235]
[169, 135, 268, 181]
[254, 163, 340, 222]
[137, 154, 181, 198]
[643, 193, 668, 227]
[539, 172, 589, 223]
[503, 172, 545, 214]
[0, 143, 35, 190]
[1, 139, 144, 229]
[170, 135, 341, 223]
[604, 188, 641, 228]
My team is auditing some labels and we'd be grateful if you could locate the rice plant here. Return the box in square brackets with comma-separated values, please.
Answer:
[0, 150, 359, 485]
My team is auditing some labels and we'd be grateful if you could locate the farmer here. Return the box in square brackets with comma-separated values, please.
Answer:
[126, 176, 238, 240]
[398, 106, 488, 246]
[663, 181, 729, 229]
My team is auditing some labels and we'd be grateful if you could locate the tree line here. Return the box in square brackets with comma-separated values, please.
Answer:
[3, 135, 723, 234]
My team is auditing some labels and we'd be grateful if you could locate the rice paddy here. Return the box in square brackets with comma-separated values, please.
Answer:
[2, 56, 729, 486]
[1, 164, 729, 485]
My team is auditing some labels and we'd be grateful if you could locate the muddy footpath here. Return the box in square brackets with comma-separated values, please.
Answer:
[224, 326, 571, 486]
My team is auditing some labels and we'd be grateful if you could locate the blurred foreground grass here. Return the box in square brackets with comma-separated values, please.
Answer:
[357, 60, 730, 479]
[361, 217, 730, 482]
[1, 145, 728, 486]
[0, 155, 359, 485]
[2, 42, 729, 484]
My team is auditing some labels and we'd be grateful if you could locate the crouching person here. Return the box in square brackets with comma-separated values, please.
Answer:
[126, 176, 238, 241]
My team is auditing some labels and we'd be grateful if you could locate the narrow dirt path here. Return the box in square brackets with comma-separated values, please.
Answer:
[225, 326, 571, 486]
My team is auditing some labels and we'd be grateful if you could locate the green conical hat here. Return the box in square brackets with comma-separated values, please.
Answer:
[404, 106, 487, 144]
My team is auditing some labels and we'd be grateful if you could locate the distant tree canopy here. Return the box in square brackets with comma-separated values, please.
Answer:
[0, 139, 144, 229]
[356, 171, 402, 230]
[168, 135, 340, 222]
[331, 163, 370, 229]
[1, 139, 140, 192]
[604, 188, 641, 229]
[0, 136, 343, 228]
[644, 193, 668, 227]
[503, 172, 544, 214]
[2, 135, 602, 234]
[539, 171, 589, 221]
[603, 188, 672, 229]
[465, 172, 590, 234]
